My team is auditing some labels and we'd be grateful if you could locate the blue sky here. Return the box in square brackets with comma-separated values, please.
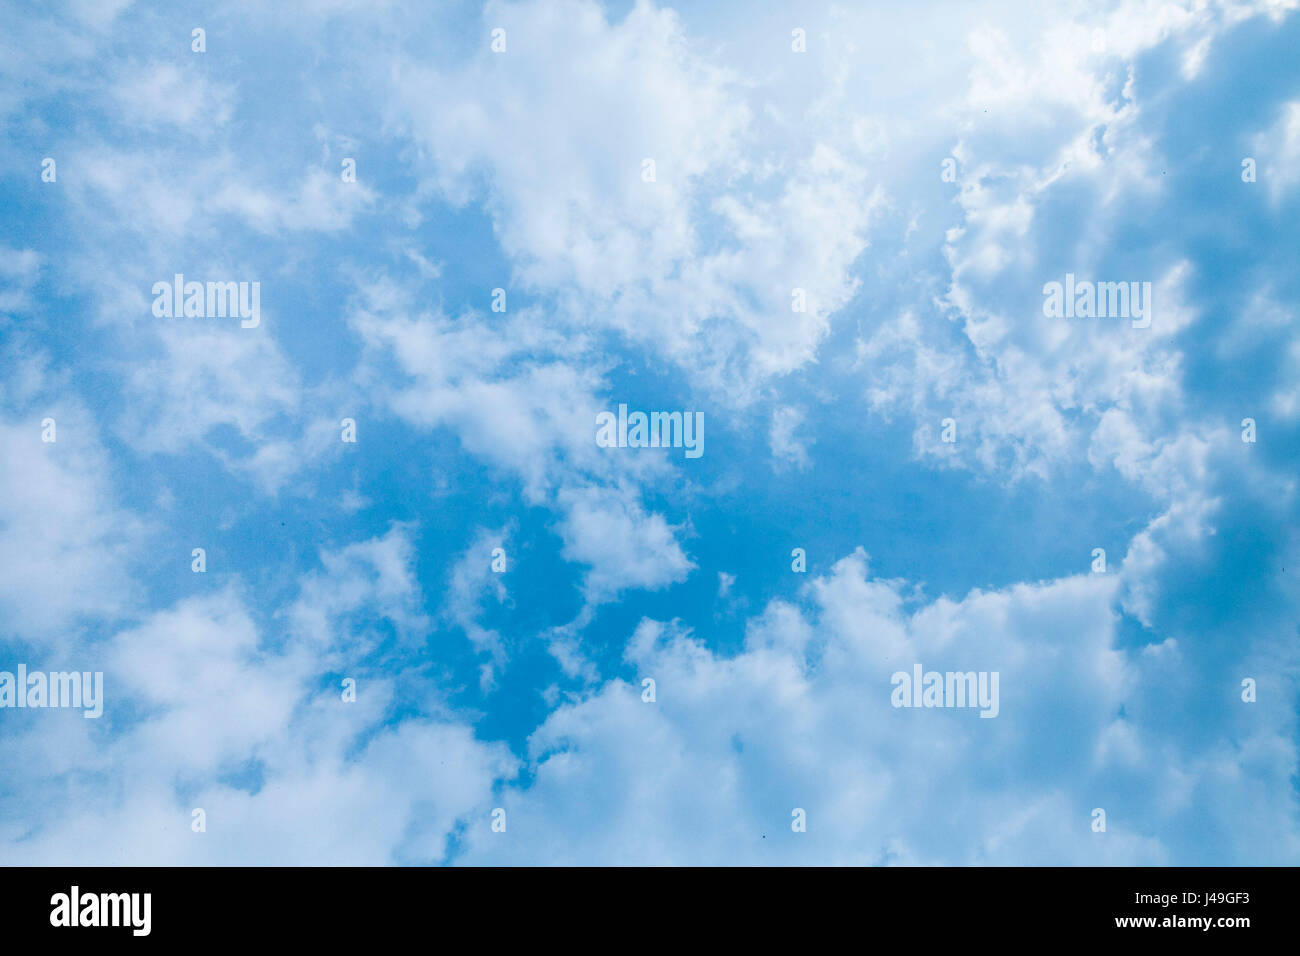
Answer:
[1, 0, 1298, 864]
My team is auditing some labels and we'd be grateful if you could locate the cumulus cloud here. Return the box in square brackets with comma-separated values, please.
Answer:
[461, 549, 1295, 865]
[390, 0, 878, 398]
[0, 528, 513, 865]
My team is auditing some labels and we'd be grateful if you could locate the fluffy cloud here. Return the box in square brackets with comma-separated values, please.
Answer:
[0, 344, 142, 639]
[350, 278, 693, 608]
[0, 528, 513, 865]
[391, 0, 878, 397]
[461, 549, 1295, 864]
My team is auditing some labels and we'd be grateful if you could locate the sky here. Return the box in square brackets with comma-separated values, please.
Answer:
[0, 0, 1298, 865]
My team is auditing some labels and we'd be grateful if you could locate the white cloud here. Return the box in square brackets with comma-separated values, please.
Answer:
[115, 323, 338, 494]
[0, 246, 43, 316]
[443, 525, 512, 689]
[0, 349, 142, 639]
[0, 528, 514, 865]
[111, 61, 234, 132]
[717, 571, 736, 598]
[769, 405, 811, 470]
[555, 484, 693, 603]
[390, 0, 877, 398]
[350, 279, 695, 606]
[1253, 100, 1300, 202]
[459, 548, 1296, 864]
